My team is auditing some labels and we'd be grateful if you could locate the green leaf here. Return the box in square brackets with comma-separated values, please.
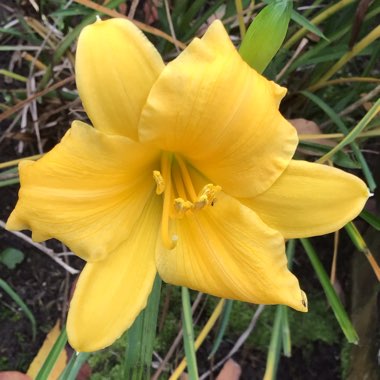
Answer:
[301, 90, 376, 191]
[59, 352, 90, 380]
[239, 0, 292, 73]
[300, 238, 359, 344]
[316, 97, 380, 174]
[0, 248, 25, 269]
[291, 9, 328, 42]
[35, 326, 67, 380]
[208, 299, 234, 358]
[263, 305, 284, 380]
[123, 275, 162, 379]
[181, 287, 199, 380]
[281, 306, 291, 357]
[360, 210, 380, 231]
[263, 240, 295, 379]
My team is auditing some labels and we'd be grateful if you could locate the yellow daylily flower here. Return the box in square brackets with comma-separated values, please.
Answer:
[7, 18, 369, 352]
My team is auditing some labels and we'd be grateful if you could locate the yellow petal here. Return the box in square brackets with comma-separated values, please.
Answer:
[7, 121, 159, 262]
[67, 194, 161, 352]
[156, 191, 307, 312]
[139, 20, 297, 198]
[243, 160, 369, 239]
[76, 18, 164, 139]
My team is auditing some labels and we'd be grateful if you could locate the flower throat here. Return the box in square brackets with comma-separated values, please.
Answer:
[153, 153, 221, 250]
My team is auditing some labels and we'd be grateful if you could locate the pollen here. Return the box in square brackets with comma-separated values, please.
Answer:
[174, 198, 194, 217]
[153, 170, 165, 194]
[195, 184, 222, 210]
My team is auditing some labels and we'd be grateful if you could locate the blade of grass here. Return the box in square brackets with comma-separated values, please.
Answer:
[0, 178, 19, 187]
[0, 69, 27, 82]
[299, 129, 380, 141]
[182, 0, 225, 41]
[0, 154, 43, 170]
[287, 5, 380, 77]
[179, 287, 199, 380]
[0, 278, 36, 340]
[284, 0, 355, 49]
[235, 0, 246, 38]
[35, 325, 68, 380]
[179, 0, 207, 33]
[171, 298, 225, 380]
[208, 299, 234, 358]
[315, 98, 380, 170]
[263, 305, 283, 380]
[311, 24, 380, 88]
[291, 9, 328, 41]
[263, 239, 296, 378]
[301, 90, 377, 191]
[123, 275, 162, 379]
[59, 352, 90, 380]
[360, 210, 380, 231]
[344, 222, 380, 281]
[300, 238, 359, 343]
[281, 240, 295, 358]
[281, 306, 291, 357]
[307, 76, 380, 91]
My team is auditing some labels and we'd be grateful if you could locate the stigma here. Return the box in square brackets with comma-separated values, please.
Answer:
[153, 153, 221, 250]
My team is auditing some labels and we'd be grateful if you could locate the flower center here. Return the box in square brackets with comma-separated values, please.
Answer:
[153, 152, 221, 250]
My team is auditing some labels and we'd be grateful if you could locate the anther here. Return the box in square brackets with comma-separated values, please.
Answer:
[194, 184, 221, 210]
[153, 170, 165, 194]
[174, 198, 194, 217]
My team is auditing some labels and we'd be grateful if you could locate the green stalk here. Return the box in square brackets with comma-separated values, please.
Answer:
[263, 240, 296, 379]
[181, 287, 199, 380]
[263, 305, 283, 380]
[35, 325, 68, 380]
[300, 238, 358, 343]
[208, 299, 234, 358]
[59, 352, 90, 380]
[123, 275, 162, 379]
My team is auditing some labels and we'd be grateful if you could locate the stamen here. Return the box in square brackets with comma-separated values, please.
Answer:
[176, 155, 198, 202]
[153, 170, 165, 194]
[194, 195, 208, 210]
[160, 154, 176, 250]
[194, 184, 222, 209]
[174, 198, 194, 217]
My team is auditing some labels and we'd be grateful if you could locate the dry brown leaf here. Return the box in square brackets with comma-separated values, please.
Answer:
[290, 118, 322, 136]
[289, 118, 335, 157]
[216, 359, 242, 380]
[0, 372, 32, 380]
[26, 321, 67, 380]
